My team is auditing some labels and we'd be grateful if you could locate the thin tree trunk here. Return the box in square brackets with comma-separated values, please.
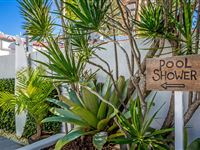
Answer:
[31, 124, 42, 140]
[110, 0, 119, 80]
[195, 0, 200, 54]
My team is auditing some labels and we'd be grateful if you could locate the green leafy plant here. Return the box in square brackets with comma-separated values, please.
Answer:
[0, 67, 54, 140]
[134, 2, 166, 40]
[63, 0, 111, 31]
[0, 79, 16, 132]
[43, 76, 129, 149]
[187, 138, 200, 150]
[18, 0, 54, 41]
[184, 129, 200, 150]
[111, 97, 173, 150]
[0, 79, 60, 138]
[169, 0, 194, 54]
[135, 1, 196, 54]
[34, 37, 86, 84]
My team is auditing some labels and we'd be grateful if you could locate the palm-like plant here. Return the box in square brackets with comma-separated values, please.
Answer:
[0, 67, 54, 140]
[43, 76, 129, 149]
[134, 2, 166, 40]
[170, 0, 194, 54]
[18, 0, 54, 41]
[111, 97, 173, 150]
[62, 0, 111, 31]
[135, 1, 196, 54]
[34, 37, 86, 84]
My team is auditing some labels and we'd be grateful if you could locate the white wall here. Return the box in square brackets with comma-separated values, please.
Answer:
[0, 54, 15, 78]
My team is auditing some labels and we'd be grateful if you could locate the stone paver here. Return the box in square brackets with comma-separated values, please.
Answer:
[0, 136, 22, 150]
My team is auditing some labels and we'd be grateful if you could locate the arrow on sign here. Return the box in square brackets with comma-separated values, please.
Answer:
[161, 82, 185, 89]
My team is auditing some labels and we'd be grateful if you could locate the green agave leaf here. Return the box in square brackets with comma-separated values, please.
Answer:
[50, 107, 84, 122]
[55, 129, 85, 150]
[117, 114, 136, 136]
[47, 98, 69, 109]
[106, 91, 117, 117]
[82, 86, 99, 115]
[107, 76, 126, 116]
[97, 85, 111, 120]
[97, 118, 111, 131]
[70, 105, 98, 128]
[59, 95, 79, 107]
[101, 76, 111, 97]
[121, 79, 129, 100]
[42, 116, 88, 126]
[68, 88, 83, 106]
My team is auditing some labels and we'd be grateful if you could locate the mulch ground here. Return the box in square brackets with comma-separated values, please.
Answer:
[46, 136, 120, 150]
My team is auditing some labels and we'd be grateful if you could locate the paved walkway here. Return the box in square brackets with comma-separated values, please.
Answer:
[0, 136, 22, 150]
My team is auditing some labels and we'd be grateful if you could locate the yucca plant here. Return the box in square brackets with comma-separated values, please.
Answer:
[18, 0, 54, 41]
[134, 2, 166, 40]
[135, 0, 196, 54]
[0, 67, 54, 140]
[111, 97, 173, 150]
[43, 76, 129, 149]
[62, 0, 111, 31]
[169, 0, 194, 54]
[34, 37, 86, 84]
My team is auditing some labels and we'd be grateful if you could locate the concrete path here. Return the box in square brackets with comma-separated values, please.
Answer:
[0, 136, 22, 150]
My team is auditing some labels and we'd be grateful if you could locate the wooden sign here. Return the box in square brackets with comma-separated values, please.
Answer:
[146, 55, 200, 91]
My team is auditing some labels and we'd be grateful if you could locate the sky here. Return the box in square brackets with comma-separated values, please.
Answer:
[0, 0, 24, 35]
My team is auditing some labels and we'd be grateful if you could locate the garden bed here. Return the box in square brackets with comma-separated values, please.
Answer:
[46, 136, 120, 150]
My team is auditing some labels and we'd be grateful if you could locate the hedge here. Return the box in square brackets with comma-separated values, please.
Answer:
[0, 78, 61, 138]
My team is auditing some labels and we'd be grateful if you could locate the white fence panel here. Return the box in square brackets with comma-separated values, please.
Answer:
[0, 54, 15, 79]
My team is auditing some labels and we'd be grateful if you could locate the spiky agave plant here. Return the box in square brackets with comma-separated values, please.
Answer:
[43, 76, 129, 149]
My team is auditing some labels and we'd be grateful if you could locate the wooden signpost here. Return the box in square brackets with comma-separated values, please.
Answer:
[146, 55, 200, 150]
[146, 55, 200, 91]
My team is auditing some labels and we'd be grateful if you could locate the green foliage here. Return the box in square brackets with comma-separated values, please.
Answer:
[0, 67, 55, 139]
[23, 113, 61, 138]
[0, 79, 15, 132]
[18, 0, 107, 85]
[134, 2, 166, 40]
[0, 79, 15, 93]
[63, 0, 111, 31]
[135, 1, 195, 54]
[0, 67, 54, 125]
[170, 0, 194, 54]
[187, 138, 200, 150]
[0, 110, 15, 133]
[18, 0, 54, 41]
[111, 97, 173, 150]
[68, 25, 104, 60]
[43, 76, 129, 149]
[0, 78, 61, 138]
[34, 38, 85, 84]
